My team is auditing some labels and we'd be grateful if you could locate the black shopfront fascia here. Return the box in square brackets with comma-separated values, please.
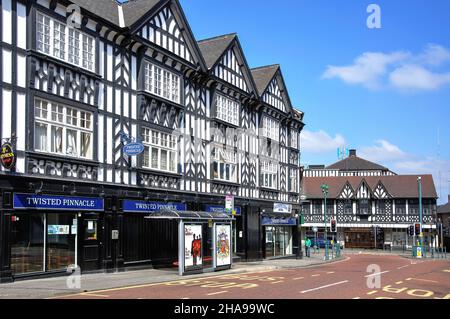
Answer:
[0, 175, 115, 282]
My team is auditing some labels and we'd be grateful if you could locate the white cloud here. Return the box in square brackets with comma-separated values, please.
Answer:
[322, 52, 407, 89]
[300, 130, 346, 154]
[358, 140, 408, 162]
[323, 44, 450, 92]
[417, 44, 450, 66]
[389, 64, 450, 91]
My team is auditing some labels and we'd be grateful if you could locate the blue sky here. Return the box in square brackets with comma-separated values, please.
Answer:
[178, 0, 450, 203]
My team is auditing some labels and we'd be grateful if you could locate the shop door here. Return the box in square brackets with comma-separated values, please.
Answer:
[80, 213, 102, 272]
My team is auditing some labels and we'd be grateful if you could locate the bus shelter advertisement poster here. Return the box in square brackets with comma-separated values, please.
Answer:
[184, 224, 202, 269]
[216, 224, 231, 267]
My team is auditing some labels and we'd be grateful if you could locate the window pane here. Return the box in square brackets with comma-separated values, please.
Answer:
[82, 34, 94, 70]
[66, 108, 77, 126]
[151, 148, 158, 169]
[144, 63, 153, 92]
[80, 132, 91, 158]
[213, 162, 218, 178]
[35, 122, 48, 151]
[53, 21, 66, 60]
[161, 150, 168, 171]
[143, 146, 150, 167]
[51, 105, 64, 123]
[169, 152, 176, 172]
[69, 29, 80, 65]
[51, 126, 63, 154]
[154, 67, 162, 96]
[66, 129, 78, 156]
[36, 14, 50, 54]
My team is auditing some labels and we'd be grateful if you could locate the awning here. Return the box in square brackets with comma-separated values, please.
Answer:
[144, 210, 234, 221]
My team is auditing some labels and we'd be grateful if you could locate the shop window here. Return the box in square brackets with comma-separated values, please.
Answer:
[46, 213, 76, 271]
[10, 214, 45, 274]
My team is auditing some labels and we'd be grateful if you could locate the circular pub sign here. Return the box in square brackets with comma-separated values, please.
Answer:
[0, 142, 16, 169]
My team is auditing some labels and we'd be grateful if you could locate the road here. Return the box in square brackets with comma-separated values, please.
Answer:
[54, 254, 450, 299]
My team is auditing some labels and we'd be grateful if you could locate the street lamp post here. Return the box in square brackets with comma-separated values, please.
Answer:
[418, 176, 424, 256]
[321, 184, 329, 260]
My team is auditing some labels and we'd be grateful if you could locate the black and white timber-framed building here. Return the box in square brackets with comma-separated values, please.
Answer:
[0, 0, 305, 281]
[301, 150, 438, 250]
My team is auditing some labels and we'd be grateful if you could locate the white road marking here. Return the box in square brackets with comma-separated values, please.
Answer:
[397, 265, 409, 270]
[300, 280, 349, 294]
[365, 271, 390, 278]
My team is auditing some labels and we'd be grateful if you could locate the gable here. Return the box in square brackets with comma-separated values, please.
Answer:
[263, 76, 287, 112]
[339, 183, 354, 199]
[138, 5, 195, 64]
[356, 180, 372, 199]
[213, 46, 250, 93]
[373, 182, 391, 199]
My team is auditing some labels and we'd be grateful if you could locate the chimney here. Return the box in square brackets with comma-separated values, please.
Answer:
[349, 149, 356, 157]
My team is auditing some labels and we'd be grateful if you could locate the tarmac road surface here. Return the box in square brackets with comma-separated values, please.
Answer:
[54, 254, 450, 299]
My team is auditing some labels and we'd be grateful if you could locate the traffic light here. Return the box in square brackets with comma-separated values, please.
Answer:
[408, 225, 414, 236]
[330, 219, 336, 232]
[414, 223, 421, 236]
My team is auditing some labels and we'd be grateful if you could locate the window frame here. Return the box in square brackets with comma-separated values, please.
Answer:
[212, 147, 238, 183]
[262, 116, 280, 141]
[142, 128, 178, 174]
[35, 11, 96, 72]
[33, 98, 94, 160]
[143, 61, 181, 104]
[260, 160, 278, 189]
[215, 94, 240, 126]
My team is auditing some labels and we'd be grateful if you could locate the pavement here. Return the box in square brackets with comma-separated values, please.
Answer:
[0, 252, 339, 299]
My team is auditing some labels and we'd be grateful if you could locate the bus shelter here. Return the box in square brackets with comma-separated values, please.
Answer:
[145, 210, 234, 276]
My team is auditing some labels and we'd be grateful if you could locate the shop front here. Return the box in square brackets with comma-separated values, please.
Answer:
[9, 193, 104, 278]
[262, 215, 297, 258]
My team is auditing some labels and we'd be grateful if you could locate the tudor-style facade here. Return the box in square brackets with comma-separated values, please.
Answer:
[0, 0, 304, 281]
[301, 150, 438, 250]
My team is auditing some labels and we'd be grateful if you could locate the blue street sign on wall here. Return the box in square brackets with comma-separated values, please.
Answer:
[205, 205, 241, 216]
[261, 216, 297, 226]
[13, 194, 104, 211]
[123, 200, 187, 213]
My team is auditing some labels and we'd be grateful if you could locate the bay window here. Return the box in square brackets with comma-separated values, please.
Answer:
[34, 98, 93, 159]
[142, 128, 177, 173]
[144, 61, 181, 104]
[215, 94, 239, 126]
[262, 116, 279, 141]
[260, 161, 278, 189]
[36, 12, 95, 72]
[212, 147, 237, 183]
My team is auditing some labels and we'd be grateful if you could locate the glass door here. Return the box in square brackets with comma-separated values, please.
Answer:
[265, 227, 275, 258]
